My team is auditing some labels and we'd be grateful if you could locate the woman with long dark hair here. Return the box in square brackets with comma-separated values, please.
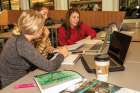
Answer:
[58, 8, 96, 46]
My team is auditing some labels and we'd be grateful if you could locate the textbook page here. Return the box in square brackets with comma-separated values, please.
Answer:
[62, 54, 80, 65]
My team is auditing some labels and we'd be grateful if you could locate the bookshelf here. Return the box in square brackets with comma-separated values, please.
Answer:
[44, 1, 54, 10]
[119, 0, 140, 19]
[0, 0, 11, 10]
[69, 0, 102, 11]
[31, 0, 54, 10]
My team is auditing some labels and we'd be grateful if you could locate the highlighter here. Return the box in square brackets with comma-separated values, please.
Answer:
[15, 83, 36, 89]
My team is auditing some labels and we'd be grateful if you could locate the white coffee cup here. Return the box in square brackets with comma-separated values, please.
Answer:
[95, 54, 110, 82]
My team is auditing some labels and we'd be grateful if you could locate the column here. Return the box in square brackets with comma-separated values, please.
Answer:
[113, 0, 119, 11]
[102, 0, 119, 11]
[54, 0, 68, 10]
[19, 0, 30, 10]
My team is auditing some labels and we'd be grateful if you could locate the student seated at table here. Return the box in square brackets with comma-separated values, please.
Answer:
[31, 2, 67, 58]
[58, 8, 96, 46]
[0, 11, 68, 89]
[13, 2, 68, 58]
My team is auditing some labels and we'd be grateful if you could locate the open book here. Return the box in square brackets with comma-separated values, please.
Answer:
[34, 70, 83, 93]
[69, 79, 140, 93]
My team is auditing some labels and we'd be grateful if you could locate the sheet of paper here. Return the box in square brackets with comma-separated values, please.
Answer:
[65, 43, 83, 51]
[62, 54, 80, 65]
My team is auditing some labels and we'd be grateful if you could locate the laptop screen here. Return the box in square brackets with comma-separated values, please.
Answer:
[108, 31, 132, 65]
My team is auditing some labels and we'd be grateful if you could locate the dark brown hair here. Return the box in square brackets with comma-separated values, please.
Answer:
[31, 2, 48, 11]
[63, 8, 81, 39]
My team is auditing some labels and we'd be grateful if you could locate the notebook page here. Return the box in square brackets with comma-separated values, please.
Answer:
[66, 43, 83, 51]
[62, 54, 80, 65]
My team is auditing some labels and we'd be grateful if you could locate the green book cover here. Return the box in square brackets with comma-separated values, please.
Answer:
[34, 70, 83, 93]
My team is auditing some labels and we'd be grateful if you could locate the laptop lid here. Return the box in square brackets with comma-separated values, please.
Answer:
[108, 31, 132, 65]
[81, 31, 132, 73]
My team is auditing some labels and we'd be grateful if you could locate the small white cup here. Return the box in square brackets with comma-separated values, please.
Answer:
[95, 54, 110, 82]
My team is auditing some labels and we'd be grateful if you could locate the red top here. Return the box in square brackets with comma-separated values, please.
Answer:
[58, 23, 96, 46]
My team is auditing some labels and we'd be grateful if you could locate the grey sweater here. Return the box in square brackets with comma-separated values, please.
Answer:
[0, 35, 64, 88]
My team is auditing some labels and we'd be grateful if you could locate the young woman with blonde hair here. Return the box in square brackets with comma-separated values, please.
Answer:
[0, 10, 67, 88]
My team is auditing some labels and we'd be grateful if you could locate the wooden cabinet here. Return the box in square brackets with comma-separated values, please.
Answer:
[69, 0, 102, 11]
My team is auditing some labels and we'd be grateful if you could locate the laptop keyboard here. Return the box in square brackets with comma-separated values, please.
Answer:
[90, 44, 102, 50]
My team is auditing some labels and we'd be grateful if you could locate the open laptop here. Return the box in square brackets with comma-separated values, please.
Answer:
[71, 30, 110, 55]
[81, 31, 132, 73]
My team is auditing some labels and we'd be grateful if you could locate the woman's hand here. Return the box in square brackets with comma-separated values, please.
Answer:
[55, 47, 68, 58]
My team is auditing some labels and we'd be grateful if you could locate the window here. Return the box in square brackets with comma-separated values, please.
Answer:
[0, 0, 20, 10]
[119, 0, 140, 19]
[11, 0, 19, 10]
[0, 0, 11, 10]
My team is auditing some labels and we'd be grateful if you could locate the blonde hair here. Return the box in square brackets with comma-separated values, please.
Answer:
[12, 10, 45, 36]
